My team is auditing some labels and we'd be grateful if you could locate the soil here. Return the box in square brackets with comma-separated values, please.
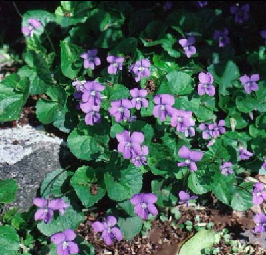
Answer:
[2, 96, 266, 255]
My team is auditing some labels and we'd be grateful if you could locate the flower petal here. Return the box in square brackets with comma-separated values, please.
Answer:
[33, 197, 47, 208]
[63, 229, 76, 241]
[178, 145, 190, 159]
[51, 233, 65, 244]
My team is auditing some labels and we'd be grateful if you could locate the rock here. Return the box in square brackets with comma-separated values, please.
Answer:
[0, 124, 71, 212]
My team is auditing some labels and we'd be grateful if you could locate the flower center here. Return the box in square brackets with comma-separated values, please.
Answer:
[91, 90, 96, 96]
[177, 116, 183, 122]
[160, 105, 165, 111]
[62, 241, 68, 249]
[141, 203, 147, 209]
[125, 142, 131, 147]
[138, 66, 145, 72]
[136, 97, 142, 102]
[185, 159, 191, 164]
[118, 107, 124, 112]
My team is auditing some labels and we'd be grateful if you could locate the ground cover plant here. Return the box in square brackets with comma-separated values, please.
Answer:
[1, 1, 266, 254]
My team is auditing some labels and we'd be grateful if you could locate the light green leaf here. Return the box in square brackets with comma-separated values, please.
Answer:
[0, 226, 19, 255]
[118, 216, 143, 241]
[0, 179, 18, 204]
[178, 230, 215, 255]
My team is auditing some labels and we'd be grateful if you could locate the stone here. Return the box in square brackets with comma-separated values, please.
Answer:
[0, 124, 71, 212]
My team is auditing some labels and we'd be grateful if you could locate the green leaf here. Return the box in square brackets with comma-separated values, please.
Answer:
[104, 165, 142, 201]
[109, 84, 130, 101]
[208, 61, 239, 96]
[67, 123, 109, 161]
[0, 76, 29, 121]
[110, 123, 124, 138]
[40, 169, 68, 198]
[117, 200, 135, 217]
[36, 98, 59, 124]
[231, 182, 253, 211]
[118, 216, 143, 241]
[61, 41, 83, 79]
[70, 166, 106, 207]
[110, 37, 138, 58]
[0, 179, 18, 204]
[37, 205, 84, 237]
[236, 96, 257, 113]
[31, 51, 53, 84]
[188, 172, 211, 195]
[164, 71, 193, 95]
[0, 226, 19, 255]
[178, 230, 215, 255]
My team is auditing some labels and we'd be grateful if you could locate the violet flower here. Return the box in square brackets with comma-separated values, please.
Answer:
[178, 191, 198, 206]
[33, 198, 69, 224]
[51, 229, 79, 255]
[254, 213, 266, 233]
[72, 79, 86, 92]
[83, 105, 101, 126]
[238, 147, 253, 160]
[153, 94, 175, 122]
[263, 161, 266, 170]
[107, 56, 124, 75]
[213, 28, 230, 48]
[184, 126, 196, 138]
[22, 18, 42, 37]
[220, 162, 233, 176]
[252, 182, 266, 205]
[81, 81, 105, 107]
[209, 120, 226, 138]
[197, 1, 208, 8]
[230, 3, 249, 24]
[80, 49, 101, 70]
[171, 110, 195, 133]
[130, 59, 151, 82]
[239, 74, 260, 94]
[178, 36, 196, 58]
[91, 216, 123, 245]
[199, 123, 212, 139]
[163, 1, 172, 10]
[260, 30, 266, 45]
[116, 131, 144, 159]
[131, 145, 149, 167]
[130, 193, 158, 220]
[109, 99, 133, 123]
[198, 72, 215, 96]
[178, 145, 204, 172]
[130, 88, 148, 110]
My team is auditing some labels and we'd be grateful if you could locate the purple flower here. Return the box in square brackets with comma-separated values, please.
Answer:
[91, 216, 123, 245]
[184, 126, 196, 137]
[51, 229, 79, 255]
[239, 74, 260, 94]
[81, 81, 105, 108]
[22, 18, 42, 37]
[130, 88, 148, 110]
[130, 59, 151, 82]
[33, 198, 69, 224]
[252, 182, 266, 205]
[116, 131, 144, 159]
[178, 145, 204, 172]
[230, 3, 249, 24]
[80, 49, 101, 70]
[238, 147, 253, 160]
[260, 30, 266, 45]
[197, 1, 208, 8]
[163, 1, 172, 10]
[131, 145, 149, 167]
[254, 213, 266, 233]
[107, 56, 124, 75]
[213, 28, 230, 48]
[153, 94, 175, 121]
[72, 79, 86, 92]
[199, 123, 212, 139]
[178, 36, 196, 58]
[262, 161, 266, 170]
[208, 120, 226, 138]
[220, 162, 233, 176]
[171, 110, 194, 133]
[198, 72, 215, 96]
[84, 105, 101, 126]
[109, 99, 133, 122]
[178, 191, 198, 206]
[130, 193, 158, 220]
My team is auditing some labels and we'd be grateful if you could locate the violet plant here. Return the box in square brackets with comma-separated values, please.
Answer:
[1, 1, 266, 253]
